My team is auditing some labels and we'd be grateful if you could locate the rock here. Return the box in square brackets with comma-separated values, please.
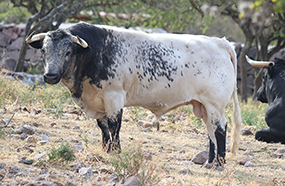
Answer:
[19, 159, 33, 165]
[123, 118, 130, 122]
[273, 149, 285, 158]
[180, 161, 193, 165]
[70, 138, 81, 143]
[1, 118, 10, 125]
[34, 153, 46, 161]
[73, 125, 80, 130]
[100, 167, 112, 174]
[137, 120, 153, 128]
[25, 180, 57, 186]
[244, 161, 254, 167]
[238, 155, 250, 165]
[37, 140, 48, 145]
[109, 173, 119, 182]
[26, 136, 37, 143]
[8, 166, 28, 178]
[41, 134, 49, 142]
[179, 169, 192, 175]
[0, 32, 11, 46]
[16, 145, 34, 154]
[96, 176, 102, 181]
[124, 175, 139, 186]
[73, 143, 84, 152]
[70, 162, 86, 172]
[7, 37, 23, 50]
[22, 125, 35, 135]
[20, 133, 28, 140]
[0, 169, 6, 181]
[11, 134, 21, 140]
[243, 150, 254, 157]
[13, 127, 23, 134]
[0, 163, 6, 169]
[191, 150, 209, 164]
[3, 58, 16, 71]
[1, 69, 45, 86]
[79, 167, 94, 178]
[241, 127, 253, 136]
[168, 129, 174, 134]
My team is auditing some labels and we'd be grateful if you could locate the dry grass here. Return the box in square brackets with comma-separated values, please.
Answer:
[0, 77, 284, 186]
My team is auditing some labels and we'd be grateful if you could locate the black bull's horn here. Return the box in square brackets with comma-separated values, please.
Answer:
[25, 31, 88, 48]
[246, 55, 275, 68]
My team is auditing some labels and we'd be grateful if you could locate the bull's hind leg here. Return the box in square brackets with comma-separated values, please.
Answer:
[203, 106, 227, 169]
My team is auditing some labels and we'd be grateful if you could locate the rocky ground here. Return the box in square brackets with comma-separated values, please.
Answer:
[0, 105, 285, 186]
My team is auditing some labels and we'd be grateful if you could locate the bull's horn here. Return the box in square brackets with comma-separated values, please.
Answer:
[26, 31, 47, 43]
[71, 35, 88, 48]
[246, 55, 274, 69]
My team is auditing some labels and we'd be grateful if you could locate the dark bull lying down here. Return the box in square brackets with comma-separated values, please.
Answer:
[247, 56, 285, 144]
[26, 22, 241, 168]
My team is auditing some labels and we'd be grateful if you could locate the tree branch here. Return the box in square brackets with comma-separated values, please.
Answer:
[188, 0, 204, 18]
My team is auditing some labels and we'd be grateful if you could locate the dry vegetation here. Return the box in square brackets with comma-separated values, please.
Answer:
[0, 76, 284, 186]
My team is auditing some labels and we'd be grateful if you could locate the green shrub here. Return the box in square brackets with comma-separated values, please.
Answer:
[47, 142, 75, 162]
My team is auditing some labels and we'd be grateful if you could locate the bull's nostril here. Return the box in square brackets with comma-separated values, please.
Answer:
[44, 73, 60, 84]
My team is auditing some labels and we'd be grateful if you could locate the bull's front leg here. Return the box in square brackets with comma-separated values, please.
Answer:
[107, 109, 123, 152]
[97, 109, 123, 152]
[97, 117, 112, 152]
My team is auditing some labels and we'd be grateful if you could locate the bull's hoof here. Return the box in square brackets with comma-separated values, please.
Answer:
[255, 127, 285, 144]
[104, 142, 121, 153]
[202, 162, 214, 169]
[203, 162, 224, 171]
[203, 160, 224, 171]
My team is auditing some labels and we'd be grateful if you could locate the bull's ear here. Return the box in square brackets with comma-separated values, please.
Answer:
[268, 62, 275, 78]
[27, 40, 43, 49]
[76, 45, 91, 55]
[26, 32, 46, 49]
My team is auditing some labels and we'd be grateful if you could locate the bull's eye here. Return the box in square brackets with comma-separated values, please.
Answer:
[65, 51, 71, 58]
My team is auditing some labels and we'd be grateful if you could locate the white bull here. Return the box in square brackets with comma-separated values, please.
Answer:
[26, 22, 241, 168]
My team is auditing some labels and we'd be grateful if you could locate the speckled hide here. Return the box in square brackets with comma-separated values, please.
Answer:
[26, 22, 241, 167]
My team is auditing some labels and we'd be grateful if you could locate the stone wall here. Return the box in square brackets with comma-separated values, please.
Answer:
[0, 23, 42, 72]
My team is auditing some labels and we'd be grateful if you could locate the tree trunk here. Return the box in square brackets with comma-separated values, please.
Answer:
[14, 15, 37, 72]
[239, 51, 248, 102]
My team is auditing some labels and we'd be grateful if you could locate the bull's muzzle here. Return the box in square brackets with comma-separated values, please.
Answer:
[44, 73, 60, 84]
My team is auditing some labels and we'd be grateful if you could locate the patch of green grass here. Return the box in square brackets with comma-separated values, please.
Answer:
[241, 100, 267, 129]
[47, 142, 75, 162]
[0, 77, 73, 117]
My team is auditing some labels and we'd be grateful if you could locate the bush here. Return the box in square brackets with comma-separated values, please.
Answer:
[47, 142, 75, 162]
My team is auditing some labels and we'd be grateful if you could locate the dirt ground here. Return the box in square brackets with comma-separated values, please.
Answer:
[0, 106, 284, 186]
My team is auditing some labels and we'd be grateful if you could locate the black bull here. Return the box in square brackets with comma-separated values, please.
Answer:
[248, 57, 285, 144]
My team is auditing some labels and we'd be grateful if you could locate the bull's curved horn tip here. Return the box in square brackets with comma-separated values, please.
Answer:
[71, 35, 88, 48]
[246, 55, 275, 68]
[26, 32, 46, 43]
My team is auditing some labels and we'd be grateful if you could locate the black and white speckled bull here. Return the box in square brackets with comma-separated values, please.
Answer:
[247, 56, 285, 144]
[26, 22, 241, 167]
